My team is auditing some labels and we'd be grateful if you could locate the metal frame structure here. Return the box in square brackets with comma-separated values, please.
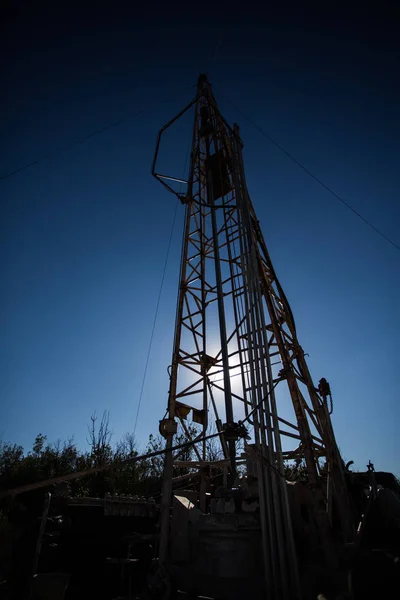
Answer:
[152, 75, 354, 599]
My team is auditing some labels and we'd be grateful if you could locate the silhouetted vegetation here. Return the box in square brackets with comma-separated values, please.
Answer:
[0, 411, 202, 505]
[0, 412, 335, 514]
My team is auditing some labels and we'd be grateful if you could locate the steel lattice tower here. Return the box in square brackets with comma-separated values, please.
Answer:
[152, 75, 354, 599]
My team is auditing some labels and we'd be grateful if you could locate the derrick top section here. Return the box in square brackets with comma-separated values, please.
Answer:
[152, 74, 242, 202]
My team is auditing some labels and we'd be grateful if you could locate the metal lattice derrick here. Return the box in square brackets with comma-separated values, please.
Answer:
[152, 74, 354, 597]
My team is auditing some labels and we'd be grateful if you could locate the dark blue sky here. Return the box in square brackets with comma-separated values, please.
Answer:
[1, 2, 399, 474]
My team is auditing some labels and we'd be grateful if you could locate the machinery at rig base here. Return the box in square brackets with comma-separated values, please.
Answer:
[151, 74, 362, 599]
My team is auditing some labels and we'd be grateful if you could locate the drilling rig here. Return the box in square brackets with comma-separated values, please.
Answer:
[2, 75, 399, 600]
[152, 74, 355, 599]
